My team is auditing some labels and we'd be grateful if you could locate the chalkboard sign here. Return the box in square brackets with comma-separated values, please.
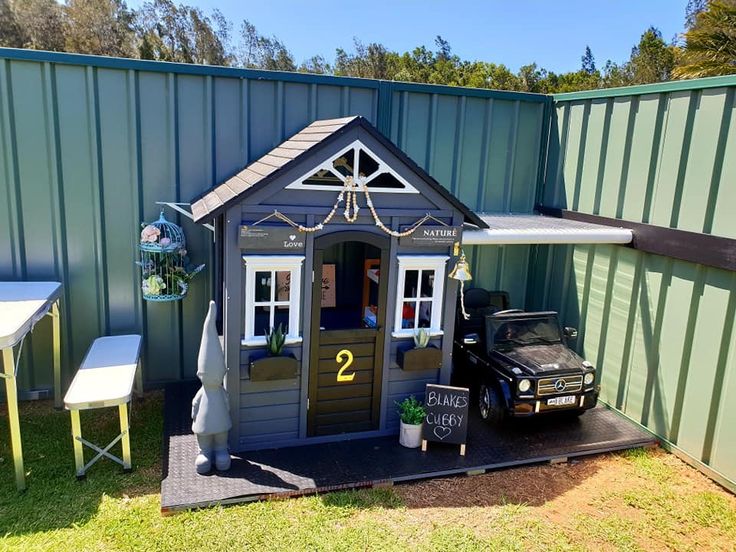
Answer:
[421, 384, 470, 454]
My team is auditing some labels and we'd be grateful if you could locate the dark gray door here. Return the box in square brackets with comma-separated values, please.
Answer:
[307, 232, 389, 437]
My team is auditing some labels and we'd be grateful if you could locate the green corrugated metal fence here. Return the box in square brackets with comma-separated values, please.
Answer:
[0, 48, 548, 394]
[3, 47, 733, 491]
[533, 75, 736, 491]
[544, 76, 736, 236]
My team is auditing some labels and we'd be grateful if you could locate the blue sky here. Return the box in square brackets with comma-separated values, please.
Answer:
[127, 1, 690, 73]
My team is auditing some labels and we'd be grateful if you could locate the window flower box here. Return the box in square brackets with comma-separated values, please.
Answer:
[397, 345, 442, 372]
[249, 352, 299, 382]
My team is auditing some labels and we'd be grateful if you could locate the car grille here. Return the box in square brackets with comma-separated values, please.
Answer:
[537, 375, 582, 396]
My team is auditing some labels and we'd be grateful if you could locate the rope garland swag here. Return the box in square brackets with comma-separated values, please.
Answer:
[250, 176, 449, 238]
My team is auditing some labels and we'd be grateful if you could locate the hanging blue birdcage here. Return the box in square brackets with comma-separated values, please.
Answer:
[137, 211, 204, 302]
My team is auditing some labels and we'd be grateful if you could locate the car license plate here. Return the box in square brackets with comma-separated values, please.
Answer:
[547, 395, 576, 406]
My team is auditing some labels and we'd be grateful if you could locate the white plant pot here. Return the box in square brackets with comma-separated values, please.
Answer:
[399, 420, 423, 448]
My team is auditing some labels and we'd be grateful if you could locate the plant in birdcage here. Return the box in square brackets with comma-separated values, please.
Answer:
[136, 211, 205, 302]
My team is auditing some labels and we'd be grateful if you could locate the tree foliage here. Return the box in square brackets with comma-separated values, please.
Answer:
[299, 54, 331, 75]
[3, 0, 65, 51]
[331, 31, 677, 93]
[581, 45, 596, 74]
[686, 0, 710, 29]
[675, 0, 736, 78]
[65, 0, 136, 57]
[629, 27, 677, 83]
[0, 2, 734, 92]
[335, 39, 397, 79]
[238, 19, 295, 71]
[0, 0, 22, 47]
[136, 0, 230, 65]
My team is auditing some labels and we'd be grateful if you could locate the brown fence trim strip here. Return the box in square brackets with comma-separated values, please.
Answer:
[536, 206, 736, 272]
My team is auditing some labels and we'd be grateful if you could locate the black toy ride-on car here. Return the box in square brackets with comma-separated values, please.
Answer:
[452, 288, 600, 423]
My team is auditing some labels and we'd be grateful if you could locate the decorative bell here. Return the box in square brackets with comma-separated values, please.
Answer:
[449, 252, 473, 282]
[449, 251, 473, 320]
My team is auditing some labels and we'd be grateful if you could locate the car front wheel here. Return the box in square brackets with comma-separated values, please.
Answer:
[479, 384, 505, 425]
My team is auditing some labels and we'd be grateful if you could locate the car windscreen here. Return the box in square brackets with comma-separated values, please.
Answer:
[488, 316, 562, 349]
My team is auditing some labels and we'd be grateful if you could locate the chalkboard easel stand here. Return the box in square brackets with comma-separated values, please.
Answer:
[421, 439, 466, 456]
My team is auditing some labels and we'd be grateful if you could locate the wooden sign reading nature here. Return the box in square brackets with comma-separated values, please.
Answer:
[399, 225, 463, 247]
[238, 225, 306, 251]
[421, 384, 469, 455]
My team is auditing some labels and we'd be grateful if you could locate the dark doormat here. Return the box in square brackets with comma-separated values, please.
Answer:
[161, 382, 656, 512]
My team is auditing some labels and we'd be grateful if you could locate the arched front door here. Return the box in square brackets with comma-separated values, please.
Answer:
[308, 231, 389, 437]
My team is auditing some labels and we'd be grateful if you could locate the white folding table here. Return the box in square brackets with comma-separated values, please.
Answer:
[0, 281, 63, 491]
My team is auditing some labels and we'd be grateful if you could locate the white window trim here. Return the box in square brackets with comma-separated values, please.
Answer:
[242, 255, 305, 347]
[392, 255, 449, 339]
[285, 139, 420, 194]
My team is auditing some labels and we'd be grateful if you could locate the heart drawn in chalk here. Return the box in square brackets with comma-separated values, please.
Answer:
[433, 426, 451, 440]
[289, 234, 297, 241]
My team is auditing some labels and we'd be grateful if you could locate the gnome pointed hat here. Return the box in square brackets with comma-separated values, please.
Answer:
[197, 301, 226, 384]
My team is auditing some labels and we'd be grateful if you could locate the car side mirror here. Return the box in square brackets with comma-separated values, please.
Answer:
[563, 327, 578, 339]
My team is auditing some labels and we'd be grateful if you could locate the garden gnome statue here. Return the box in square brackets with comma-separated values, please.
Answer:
[192, 301, 232, 474]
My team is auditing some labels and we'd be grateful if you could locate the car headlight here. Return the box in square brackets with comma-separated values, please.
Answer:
[518, 379, 531, 393]
[584, 372, 595, 386]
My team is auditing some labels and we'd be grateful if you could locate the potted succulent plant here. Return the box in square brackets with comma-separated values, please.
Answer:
[397, 328, 443, 371]
[396, 395, 426, 448]
[249, 324, 299, 382]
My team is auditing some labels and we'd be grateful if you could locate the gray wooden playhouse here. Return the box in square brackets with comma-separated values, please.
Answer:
[191, 115, 487, 451]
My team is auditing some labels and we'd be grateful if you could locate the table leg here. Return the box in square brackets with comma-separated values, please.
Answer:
[70, 409, 85, 478]
[119, 403, 132, 471]
[2, 347, 25, 491]
[52, 300, 62, 409]
[134, 359, 143, 398]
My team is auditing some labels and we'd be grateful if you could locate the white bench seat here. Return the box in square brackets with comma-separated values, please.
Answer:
[64, 335, 142, 409]
[64, 334, 142, 478]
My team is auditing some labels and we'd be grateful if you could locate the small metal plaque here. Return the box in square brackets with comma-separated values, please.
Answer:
[399, 225, 462, 247]
[238, 225, 306, 251]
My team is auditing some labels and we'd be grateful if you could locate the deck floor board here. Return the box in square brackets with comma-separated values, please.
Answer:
[161, 382, 656, 511]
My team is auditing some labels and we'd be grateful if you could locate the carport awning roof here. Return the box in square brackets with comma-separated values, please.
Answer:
[462, 214, 633, 245]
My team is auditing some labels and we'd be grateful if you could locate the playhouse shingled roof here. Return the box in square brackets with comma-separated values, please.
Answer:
[190, 116, 487, 228]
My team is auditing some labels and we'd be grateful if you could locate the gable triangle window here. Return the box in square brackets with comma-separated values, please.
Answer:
[286, 140, 420, 194]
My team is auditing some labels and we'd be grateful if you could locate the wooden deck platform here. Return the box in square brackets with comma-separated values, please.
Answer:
[161, 382, 656, 512]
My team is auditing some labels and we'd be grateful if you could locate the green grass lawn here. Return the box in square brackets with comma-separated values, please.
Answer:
[1, 392, 735, 551]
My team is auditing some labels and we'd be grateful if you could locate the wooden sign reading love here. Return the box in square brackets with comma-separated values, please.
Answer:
[238, 225, 306, 251]
[421, 384, 470, 456]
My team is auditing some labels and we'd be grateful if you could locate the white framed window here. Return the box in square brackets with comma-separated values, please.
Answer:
[392, 255, 449, 338]
[242, 255, 305, 346]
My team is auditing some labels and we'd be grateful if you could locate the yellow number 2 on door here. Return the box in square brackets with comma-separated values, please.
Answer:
[336, 349, 355, 382]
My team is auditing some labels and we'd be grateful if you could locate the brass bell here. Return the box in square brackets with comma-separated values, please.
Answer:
[449, 250, 473, 320]
[449, 252, 473, 282]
